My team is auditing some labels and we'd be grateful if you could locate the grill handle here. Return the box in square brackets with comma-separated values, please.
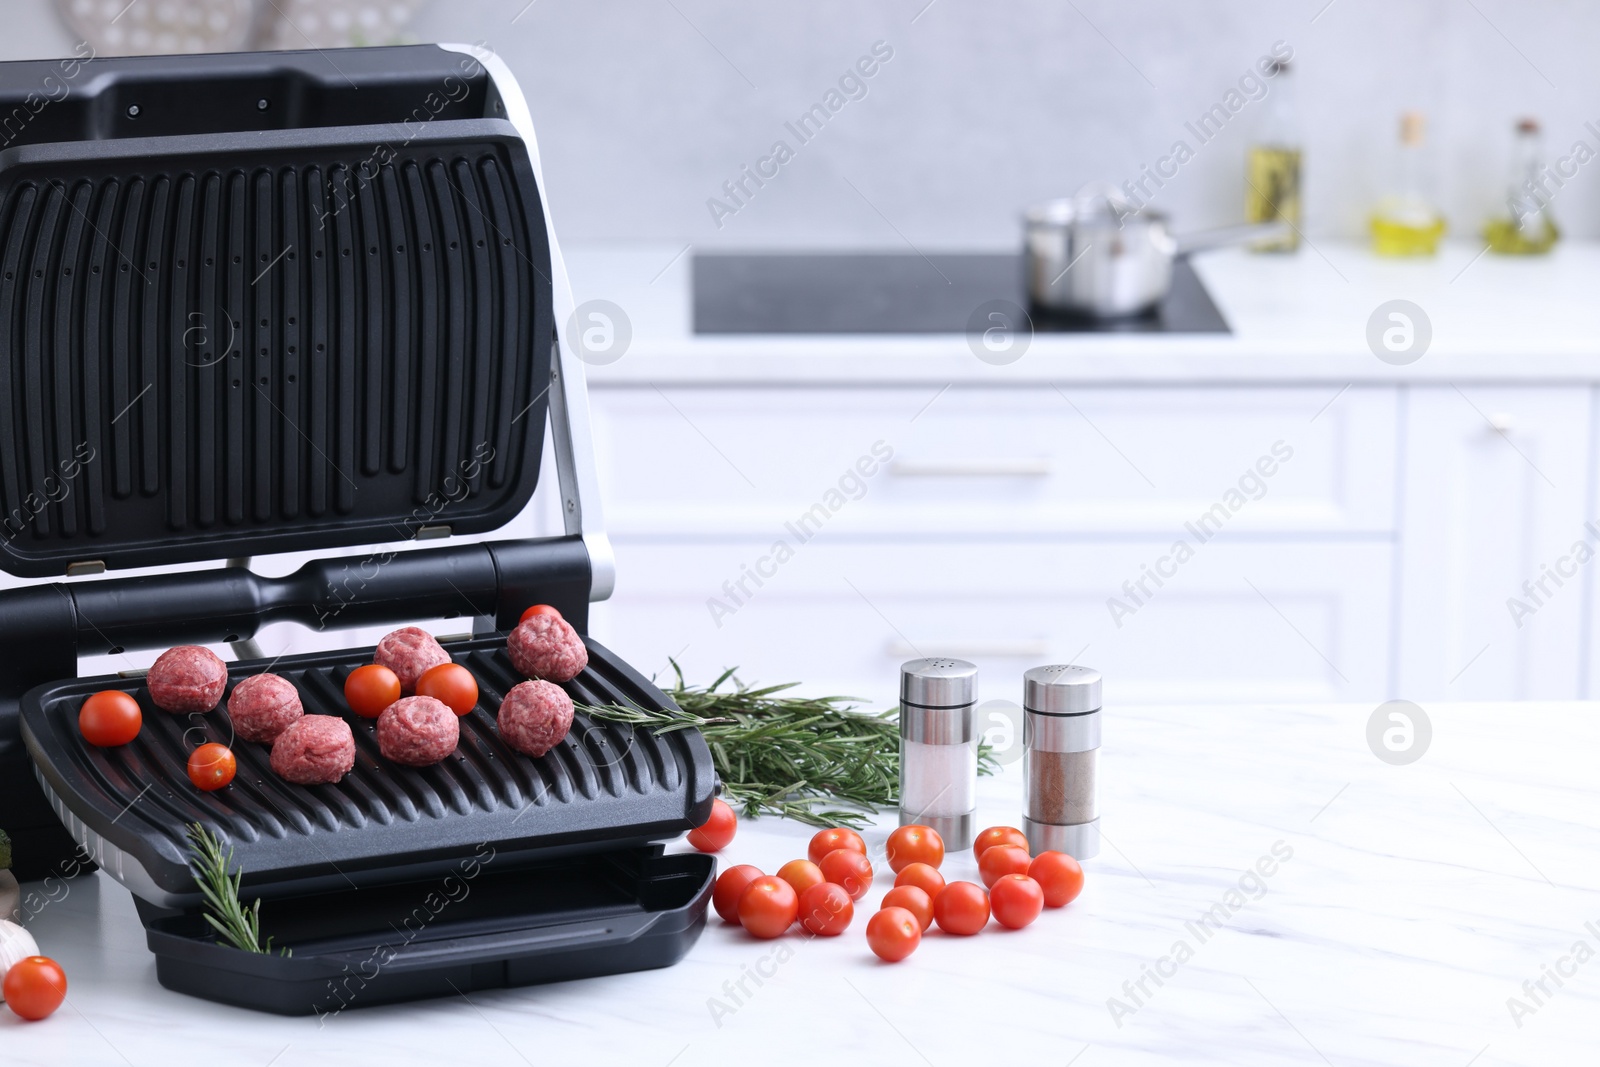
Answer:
[0, 535, 592, 701]
[321, 913, 662, 976]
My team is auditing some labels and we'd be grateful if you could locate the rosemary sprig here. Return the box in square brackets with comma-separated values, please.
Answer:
[579, 662, 999, 830]
[184, 824, 289, 956]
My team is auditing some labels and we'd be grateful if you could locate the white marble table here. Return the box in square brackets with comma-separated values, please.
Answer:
[7, 702, 1598, 1066]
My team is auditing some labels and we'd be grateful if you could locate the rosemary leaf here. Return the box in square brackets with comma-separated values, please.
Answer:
[184, 824, 289, 956]
[578, 662, 998, 830]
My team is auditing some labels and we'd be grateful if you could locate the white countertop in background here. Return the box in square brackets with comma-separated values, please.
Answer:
[566, 241, 1600, 384]
[7, 702, 1598, 1066]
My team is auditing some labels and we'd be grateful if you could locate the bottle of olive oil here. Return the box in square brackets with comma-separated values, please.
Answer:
[1484, 118, 1559, 254]
[1245, 60, 1301, 252]
[1371, 112, 1446, 256]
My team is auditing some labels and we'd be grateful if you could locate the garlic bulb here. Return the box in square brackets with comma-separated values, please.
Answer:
[0, 919, 40, 977]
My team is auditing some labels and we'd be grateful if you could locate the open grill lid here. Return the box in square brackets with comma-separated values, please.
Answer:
[0, 45, 555, 577]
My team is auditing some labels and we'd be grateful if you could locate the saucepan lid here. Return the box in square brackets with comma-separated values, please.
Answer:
[1024, 181, 1169, 231]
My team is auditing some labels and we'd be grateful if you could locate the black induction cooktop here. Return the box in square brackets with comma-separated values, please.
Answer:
[692, 252, 1229, 335]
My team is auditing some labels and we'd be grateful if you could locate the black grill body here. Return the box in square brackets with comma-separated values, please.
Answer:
[0, 45, 701, 1012]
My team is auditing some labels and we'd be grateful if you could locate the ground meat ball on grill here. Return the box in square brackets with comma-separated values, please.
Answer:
[147, 645, 228, 713]
[506, 614, 588, 683]
[270, 715, 356, 785]
[376, 696, 460, 767]
[227, 673, 304, 744]
[497, 680, 574, 758]
[374, 627, 451, 693]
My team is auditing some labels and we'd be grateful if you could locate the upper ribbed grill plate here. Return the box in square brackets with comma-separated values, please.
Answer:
[0, 121, 552, 576]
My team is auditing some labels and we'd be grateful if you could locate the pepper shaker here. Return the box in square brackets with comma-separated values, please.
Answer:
[1022, 664, 1101, 859]
[899, 658, 978, 851]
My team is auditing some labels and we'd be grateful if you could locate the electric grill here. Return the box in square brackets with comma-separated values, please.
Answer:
[0, 43, 715, 1015]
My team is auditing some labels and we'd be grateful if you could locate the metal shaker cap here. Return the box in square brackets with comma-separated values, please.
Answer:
[1023, 664, 1101, 715]
[900, 658, 977, 708]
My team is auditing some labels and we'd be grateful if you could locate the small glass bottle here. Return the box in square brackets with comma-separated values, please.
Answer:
[898, 658, 977, 851]
[1371, 111, 1446, 256]
[1245, 60, 1301, 253]
[1485, 118, 1560, 255]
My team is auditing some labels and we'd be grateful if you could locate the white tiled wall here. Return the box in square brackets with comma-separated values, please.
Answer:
[3, 1, 1596, 243]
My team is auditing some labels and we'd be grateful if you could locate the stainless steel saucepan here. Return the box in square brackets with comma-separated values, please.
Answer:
[1025, 184, 1291, 318]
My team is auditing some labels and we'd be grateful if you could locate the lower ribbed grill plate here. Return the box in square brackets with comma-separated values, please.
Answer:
[19, 636, 713, 907]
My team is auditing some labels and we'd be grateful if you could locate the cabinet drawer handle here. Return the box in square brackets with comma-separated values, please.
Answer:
[888, 459, 1051, 478]
[886, 640, 1051, 659]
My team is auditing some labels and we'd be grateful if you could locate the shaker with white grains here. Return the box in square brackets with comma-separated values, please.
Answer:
[1021, 664, 1101, 859]
[898, 658, 978, 851]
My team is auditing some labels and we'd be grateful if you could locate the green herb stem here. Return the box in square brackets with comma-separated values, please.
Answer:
[184, 824, 289, 956]
[579, 662, 998, 830]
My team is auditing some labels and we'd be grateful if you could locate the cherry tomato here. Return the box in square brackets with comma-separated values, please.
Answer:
[895, 861, 947, 900]
[807, 827, 867, 865]
[777, 858, 825, 896]
[990, 873, 1045, 930]
[818, 848, 874, 900]
[866, 906, 922, 962]
[737, 875, 798, 939]
[933, 881, 990, 936]
[1029, 851, 1085, 908]
[712, 864, 765, 924]
[973, 825, 1030, 861]
[2, 955, 66, 1021]
[880, 885, 933, 932]
[687, 797, 737, 853]
[798, 881, 854, 937]
[885, 824, 945, 873]
[78, 690, 142, 747]
[187, 743, 236, 791]
[979, 843, 1032, 888]
[519, 604, 563, 625]
[415, 662, 478, 716]
[344, 664, 401, 719]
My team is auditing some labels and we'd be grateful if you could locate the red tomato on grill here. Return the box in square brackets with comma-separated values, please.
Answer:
[518, 604, 563, 625]
[79, 690, 142, 747]
[187, 743, 237, 791]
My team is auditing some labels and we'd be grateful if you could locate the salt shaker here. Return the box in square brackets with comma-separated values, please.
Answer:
[899, 658, 978, 852]
[1021, 664, 1101, 859]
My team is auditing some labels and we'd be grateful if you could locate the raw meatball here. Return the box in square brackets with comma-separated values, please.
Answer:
[377, 696, 460, 767]
[227, 673, 304, 744]
[506, 614, 588, 683]
[497, 680, 574, 758]
[374, 627, 451, 693]
[270, 715, 356, 785]
[147, 645, 228, 713]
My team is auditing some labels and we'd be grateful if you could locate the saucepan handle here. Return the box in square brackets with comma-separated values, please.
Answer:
[1172, 220, 1293, 256]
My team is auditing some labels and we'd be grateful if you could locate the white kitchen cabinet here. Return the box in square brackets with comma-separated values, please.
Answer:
[588, 383, 1401, 704]
[591, 538, 1393, 708]
[1395, 385, 1594, 701]
[591, 385, 1398, 536]
[587, 379, 1596, 705]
